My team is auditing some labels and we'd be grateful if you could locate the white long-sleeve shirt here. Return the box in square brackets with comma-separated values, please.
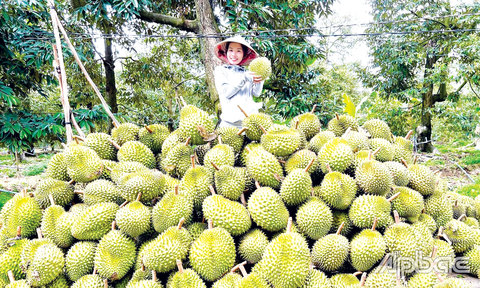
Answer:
[214, 64, 264, 126]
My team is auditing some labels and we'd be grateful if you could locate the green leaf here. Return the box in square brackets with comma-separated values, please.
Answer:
[342, 93, 356, 117]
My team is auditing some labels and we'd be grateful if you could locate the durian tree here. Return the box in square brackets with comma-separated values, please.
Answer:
[360, 0, 480, 152]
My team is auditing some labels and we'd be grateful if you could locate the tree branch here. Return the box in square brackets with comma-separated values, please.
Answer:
[468, 79, 480, 100]
[409, 10, 447, 28]
[138, 11, 199, 33]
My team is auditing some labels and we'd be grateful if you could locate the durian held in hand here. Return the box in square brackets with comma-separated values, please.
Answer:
[248, 57, 272, 81]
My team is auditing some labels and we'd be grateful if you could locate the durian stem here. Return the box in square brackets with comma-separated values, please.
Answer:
[209, 185, 216, 195]
[311, 104, 317, 114]
[305, 158, 316, 173]
[371, 218, 378, 231]
[335, 113, 340, 120]
[336, 222, 345, 235]
[152, 270, 157, 282]
[210, 161, 220, 171]
[208, 219, 213, 229]
[387, 192, 401, 203]
[93, 267, 97, 275]
[405, 130, 414, 140]
[174, 185, 179, 196]
[37, 228, 43, 239]
[258, 125, 267, 135]
[273, 173, 283, 182]
[68, 179, 75, 185]
[190, 155, 196, 168]
[21, 188, 27, 197]
[360, 273, 367, 286]
[218, 135, 223, 145]
[141, 264, 145, 272]
[255, 181, 261, 189]
[240, 193, 247, 207]
[104, 166, 112, 172]
[286, 217, 293, 233]
[400, 159, 409, 168]
[237, 127, 247, 135]
[458, 214, 467, 221]
[177, 218, 185, 230]
[367, 151, 373, 161]
[72, 135, 85, 142]
[434, 271, 444, 283]
[176, 260, 184, 273]
[431, 245, 438, 258]
[185, 137, 191, 146]
[325, 163, 333, 173]
[372, 147, 382, 156]
[145, 125, 153, 133]
[136, 193, 142, 202]
[48, 194, 55, 206]
[111, 272, 119, 281]
[16, 226, 22, 238]
[413, 156, 418, 165]
[104, 279, 108, 288]
[7, 271, 15, 283]
[74, 191, 84, 195]
[353, 271, 363, 277]
[119, 200, 129, 208]
[74, 137, 79, 145]
[393, 210, 400, 223]
[432, 169, 441, 174]
[278, 159, 286, 164]
[441, 232, 452, 245]
[109, 139, 121, 150]
[111, 221, 116, 230]
[237, 105, 249, 118]
[295, 120, 299, 130]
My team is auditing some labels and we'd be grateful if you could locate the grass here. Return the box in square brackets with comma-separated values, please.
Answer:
[0, 191, 14, 210]
[457, 177, 480, 198]
[460, 150, 480, 166]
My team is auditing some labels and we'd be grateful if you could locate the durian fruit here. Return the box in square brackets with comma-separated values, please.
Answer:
[411, 219, 435, 257]
[384, 161, 410, 187]
[239, 142, 264, 167]
[245, 147, 283, 189]
[152, 185, 193, 234]
[261, 124, 301, 157]
[311, 222, 350, 272]
[110, 161, 149, 184]
[238, 229, 269, 264]
[433, 277, 470, 288]
[64, 145, 104, 183]
[363, 262, 399, 288]
[279, 158, 315, 206]
[431, 237, 455, 274]
[316, 164, 357, 210]
[407, 163, 436, 196]
[4, 271, 29, 288]
[355, 159, 393, 196]
[392, 131, 414, 164]
[253, 218, 310, 288]
[248, 56, 272, 81]
[71, 202, 119, 240]
[138, 124, 170, 154]
[189, 220, 236, 282]
[166, 260, 207, 288]
[247, 186, 289, 232]
[213, 163, 246, 201]
[213, 127, 244, 154]
[117, 170, 165, 203]
[308, 130, 336, 153]
[291, 105, 321, 141]
[26, 243, 65, 286]
[330, 210, 354, 236]
[388, 186, 424, 222]
[212, 272, 242, 288]
[1, 191, 42, 238]
[178, 156, 213, 211]
[52, 210, 78, 248]
[40, 195, 65, 244]
[20, 236, 55, 273]
[349, 194, 398, 229]
[112, 123, 139, 146]
[178, 105, 215, 145]
[350, 218, 386, 272]
[327, 113, 358, 137]
[362, 119, 393, 142]
[79, 179, 123, 206]
[407, 272, 439, 288]
[186, 222, 207, 241]
[44, 152, 69, 181]
[285, 149, 319, 175]
[318, 138, 354, 173]
[296, 196, 333, 240]
[84, 132, 117, 160]
[443, 218, 475, 253]
[414, 213, 437, 234]
[237, 272, 270, 288]
[161, 138, 195, 178]
[352, 149, 376, 169]
[65, 241, 96, 282]
[117, 141, 156, 169]
[34, 178, 74, 209]
[329, 273, 360, 288]
[202, 186, 251, 236]
[116, 193, 152, 238]
[240, 110, 273, 142]
[71, 274, 104, 288]
[203, 141, 235, 172]
[425, 194, 454, 228]
[0, 234, 28, 283]
[143, 219, 192, 274]
[94, 222, 136, 281]
[465, 244, 480, 277]
[341, 129, 369, 153]
[161, 130, 184, 156]
[302, 267, 331, 288]
[368, 138, 394, 162]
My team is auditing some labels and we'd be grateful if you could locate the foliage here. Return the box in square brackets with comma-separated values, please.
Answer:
[456, 180, 480, 198]
[0, 192, 14, 210]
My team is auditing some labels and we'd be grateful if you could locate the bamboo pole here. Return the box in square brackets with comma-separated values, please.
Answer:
[49, 1, 73, 143]
[54, 14, 120, 127]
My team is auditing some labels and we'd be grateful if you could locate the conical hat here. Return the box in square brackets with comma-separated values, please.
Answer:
[215, 35, 258, 66]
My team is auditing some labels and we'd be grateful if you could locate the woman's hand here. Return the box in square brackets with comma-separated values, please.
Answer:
[248, 71, 263, 84]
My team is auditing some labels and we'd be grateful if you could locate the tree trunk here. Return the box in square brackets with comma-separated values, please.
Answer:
[418, 53, 437, 153]
[194, 0, 222, 112]
[104, 35, 117, 132]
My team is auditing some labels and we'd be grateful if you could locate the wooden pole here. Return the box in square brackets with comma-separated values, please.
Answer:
[54, 14, 120, 127]
[48, 2, 73, 143]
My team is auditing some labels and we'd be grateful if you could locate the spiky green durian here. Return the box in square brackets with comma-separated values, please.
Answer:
[414, 213, 437, 234]
[329, 274, 360, 288]
[1, 193, 42, 238]
[71, 202, 119, 240]
[465, 244, 480, 277]
[318, 138, 354, 173]
[212, 273, 242, 288]
[350, 221, 386, 271]
[327, 114, 358, 136]
[285, 149, 319, 175]
[316, 170, 357, 210]
[178, 159, 213, 210]
[368, 138, 394, 162]
[116, 194, 152, 238]
[352, 149, 376, 169]
[20, 238, 54, 272]
[111, 123, 139, 146]
[26, 243, 65, 287]
[110, 161, 148, 184]
[40, 200, 65, 243]
[186, 222, 207, 241]
[238, 272, 270, 288]
[355, 160, 393, 196]
[248, 57, 272, 80]
[407, 273, 439, 288]
[178, 105, 215, 145]
[242, 112, 273, 142]
[214, 165, 246, 201]
[214, 127, 244, 154]
[0, 238, 28, 283]
[82, 179, 123, 205]
[189, 224, 236, 282]
[52, 211, 77, 248]
[84, 132, 117, 160]
[330, 211, 354, 236]
[260, 124, 301, 157]
[296, 196, 333, 240]
[118, 170, 165, 203]
[247, 187, 289, 232]
[43, 274, 69, 288]
[152, 186, 193, 234]
[127, 279, 163, 288]
[383, 218, 420, 274]
[408, 164, 436, 196]
[203, 143, 235, 172]
[388, 186, 424, 222]
[253, 221, 310, 288]
[279, 163, 314, 206]
[71, 274, 104, 288]
[301, 269, 330, 288]
[5, 280, 29, 288]
[238, 229, 269, 264]
[363, 267, 398, 288]
[44, 152, 69, 181]
[341, 129, 368, 151]
[161, 140, 194, 178]
[384, 161, 410, 186]
[161, 130, 184, 155]
[34, 178, 74, 208]
[203, 193, 251, 236]
[65, 241, 96, 282]
[311, 227, 350, 272]
[425, 194, 453, 228]
[434, 277, 470, 288]
[245, 147, 283, 189]
[291, 110, 321, 141]
[349, 195, 393, 229]
[117, 141, 156, 169]
[362, 119, 392, 142]
[64, 145, 104, 183]
[139, 124, 170, 154]
[308, 130, 335, 153]
[393, 134, 414, 164]
[166, 264, 207, 288]
[95, 229, 136, 281]
[443, 219, 475, 253]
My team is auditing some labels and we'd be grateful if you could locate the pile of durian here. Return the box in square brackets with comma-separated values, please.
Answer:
[1, 103, 480, 288]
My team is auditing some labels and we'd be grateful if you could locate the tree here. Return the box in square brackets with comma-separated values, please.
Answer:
[361, 0, 480, 152]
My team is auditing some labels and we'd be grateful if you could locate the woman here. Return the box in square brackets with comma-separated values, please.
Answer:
[214, 36, 264, 128]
